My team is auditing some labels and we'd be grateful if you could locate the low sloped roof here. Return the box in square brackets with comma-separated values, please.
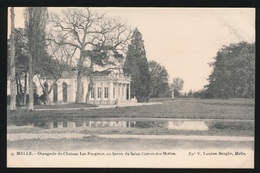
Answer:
[92, 70, 113, 76]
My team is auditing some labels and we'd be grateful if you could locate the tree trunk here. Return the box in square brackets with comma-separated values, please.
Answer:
[27, 52, 34, 111]
[45, 91, 50, 104]
[15, 77, 19, 95]
[75, 52, 85, 103]
[45, 83, 51, 105]
[23, 72, 27, 105]
[85, 79, 93, 103]
[9, 7, 16, 111]
[85, 64, 93, 104]
[75, 56, 84, 103]
[85, 83, 93, 103]
[75, 73, 83, 103]
[18, 77, 23, 105]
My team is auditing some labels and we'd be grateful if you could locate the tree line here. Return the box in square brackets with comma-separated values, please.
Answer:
[125, 34, 255, 100]
[171, 42, 255, 99]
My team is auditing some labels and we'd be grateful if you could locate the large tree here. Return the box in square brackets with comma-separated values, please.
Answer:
[8, 28, 29, 106]
[14, 28, 29, 105]
[205, 42, 255, 98]
[148, 60, 170, 98]
[48, 8, 131, 103]
[24, 7, 49, 111]
[123, 29, 151, 102]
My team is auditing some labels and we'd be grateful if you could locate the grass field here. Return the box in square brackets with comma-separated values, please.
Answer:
[7, 98, 254, 120]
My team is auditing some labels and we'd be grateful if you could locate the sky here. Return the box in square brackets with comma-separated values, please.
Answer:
[8, 7, 255, 92]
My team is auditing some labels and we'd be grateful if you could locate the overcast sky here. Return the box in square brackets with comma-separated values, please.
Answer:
[8, 7, 255, 92]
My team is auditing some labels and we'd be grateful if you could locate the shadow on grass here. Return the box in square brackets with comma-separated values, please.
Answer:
[35, 103, 98, 109]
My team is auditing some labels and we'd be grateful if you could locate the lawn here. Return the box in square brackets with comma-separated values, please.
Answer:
[7, 98, 255, 120]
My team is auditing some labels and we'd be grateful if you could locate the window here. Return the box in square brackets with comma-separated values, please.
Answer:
[44, 82, 48, 94]
[104, 87, 108, 98]
[53, 83, 58, 102]
[97, 87, 102, 98]
[113, 87, 115, 99]
[118, 87, 120, 98]
[91, 88, 95, 98]
[62, 82, 67, 102]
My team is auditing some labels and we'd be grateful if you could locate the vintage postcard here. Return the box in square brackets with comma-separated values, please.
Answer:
[7, 7, 255, 168]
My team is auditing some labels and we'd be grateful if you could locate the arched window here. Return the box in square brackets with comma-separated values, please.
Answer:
[33, 82, 38, 94]
[62, 82, 67, 102]
[53, 83, 58, 102]
[43, 82, 48, 94]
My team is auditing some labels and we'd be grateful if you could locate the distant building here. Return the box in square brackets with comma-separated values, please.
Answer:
[7, 68, 133, 105]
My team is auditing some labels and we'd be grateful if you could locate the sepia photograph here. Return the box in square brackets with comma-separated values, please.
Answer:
[7, 7, 255, 168]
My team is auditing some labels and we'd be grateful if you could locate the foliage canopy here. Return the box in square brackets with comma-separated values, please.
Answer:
[123, 29, 151, 102]
[205, 42, 255, 98]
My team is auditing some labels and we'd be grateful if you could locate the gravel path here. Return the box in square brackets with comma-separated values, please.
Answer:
[7, 133, 90, 141]
[35, 102, 163, 111]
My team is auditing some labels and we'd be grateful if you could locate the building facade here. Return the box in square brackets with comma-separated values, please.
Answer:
[7, 69, 133, 105]
[89, 70, 131, 104]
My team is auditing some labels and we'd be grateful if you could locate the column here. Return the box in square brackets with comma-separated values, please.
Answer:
[118, 83, 121, 102]
[108, 81, 113, 104]
[124, 84, 127, 100]
[128, 84, 131, 100]
[115, 83, 118, 104]
[49, 87, 53, 103]
[121, 84, 124, 100]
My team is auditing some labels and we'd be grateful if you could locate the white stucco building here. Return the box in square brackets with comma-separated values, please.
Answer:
[7, 68, 133, 105]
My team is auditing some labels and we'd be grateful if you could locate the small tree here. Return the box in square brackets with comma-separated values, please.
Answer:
[148, 60, 170, 98]
[171, 77, 184, 98]
[187, 90, 193, 98]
